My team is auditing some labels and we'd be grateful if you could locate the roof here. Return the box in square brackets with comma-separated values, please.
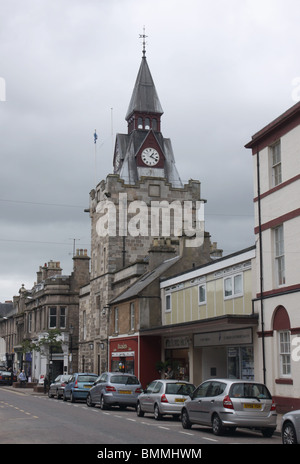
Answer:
[125, 57, 164, 120]
[110, 255, 181, 304]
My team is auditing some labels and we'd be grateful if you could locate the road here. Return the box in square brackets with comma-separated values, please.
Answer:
[0, 386, 282, 447]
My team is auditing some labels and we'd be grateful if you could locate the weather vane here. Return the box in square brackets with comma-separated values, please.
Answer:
[139, 26, 148, 57]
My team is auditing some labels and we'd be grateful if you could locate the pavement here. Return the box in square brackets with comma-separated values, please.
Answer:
[0, 385, 283, 437]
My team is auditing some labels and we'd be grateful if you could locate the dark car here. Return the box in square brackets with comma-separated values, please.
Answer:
[0, 370, 15, 385]
[63, 373, 98, 403]
[48, 374, 72, 399]
[86, 372, 142, 410]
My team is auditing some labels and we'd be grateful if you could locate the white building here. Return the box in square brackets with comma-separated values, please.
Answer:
[246, 101, 300, 413]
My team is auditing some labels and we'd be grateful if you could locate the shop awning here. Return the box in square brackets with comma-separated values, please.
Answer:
[139, 314, 259, 338]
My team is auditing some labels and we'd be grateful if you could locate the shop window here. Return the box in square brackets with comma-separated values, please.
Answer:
[198, 284, 206, 304]
[224, 274, 243, 299]
[165, 294, 171, 312]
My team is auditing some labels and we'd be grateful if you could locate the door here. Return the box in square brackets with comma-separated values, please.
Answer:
[188, 381, 211, 424]
[141, 381, 157, 412]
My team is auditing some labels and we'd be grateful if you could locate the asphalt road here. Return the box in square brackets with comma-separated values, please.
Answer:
[0, 386, 284, 448]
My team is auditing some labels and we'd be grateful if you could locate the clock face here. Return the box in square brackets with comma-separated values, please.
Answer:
[141, 147, 160, 166]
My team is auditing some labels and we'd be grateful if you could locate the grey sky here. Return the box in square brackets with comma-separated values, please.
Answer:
[1, 0, 300, 302]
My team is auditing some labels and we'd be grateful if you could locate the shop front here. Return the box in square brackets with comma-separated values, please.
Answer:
[109, 337, 138, 376]
[194, 327, 254, 381]
[163, 335, 190, 381]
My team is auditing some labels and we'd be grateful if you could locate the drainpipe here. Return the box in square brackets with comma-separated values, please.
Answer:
[256, 148, 266, 384]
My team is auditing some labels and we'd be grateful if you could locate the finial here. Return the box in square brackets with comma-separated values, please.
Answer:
[139, 26, 148, 58]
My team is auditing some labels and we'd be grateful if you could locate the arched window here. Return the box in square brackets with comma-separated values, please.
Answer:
[273, 306, 291, 377]
[138, 117, 143, 129]
[152, 118, 157, 131]
[145, 118, 150, 130]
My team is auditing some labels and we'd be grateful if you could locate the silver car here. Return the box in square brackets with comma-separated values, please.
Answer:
[137, 379, 195, 420]
[181, 378, 277, 437]
[282, 409, 300, 444]
[48, 374, 72, 399]
[86, 372, 142, 410]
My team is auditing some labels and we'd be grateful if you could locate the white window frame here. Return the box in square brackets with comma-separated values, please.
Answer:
[114, 307, 119, 333]
[198, 283, 206, 305]
[274, 225, 285, 287]
[271, 140, 282, 187]
[165, 294, 171, 312]
[224, 273, 243, 299]
[279, 330, 291, 377]
[49, 307, 57, 328]
[130, 302, 135, 331]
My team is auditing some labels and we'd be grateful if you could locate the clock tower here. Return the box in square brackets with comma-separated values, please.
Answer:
[113, 45, 182, 187]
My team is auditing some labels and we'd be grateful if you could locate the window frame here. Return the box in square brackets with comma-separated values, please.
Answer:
[279, 330, 291, 377]
[274, 224, 285, 287]
[224, 273, 243, 299]
[49, 307, 57, 328]
[198, 283, 206, 305]
[270, 140, 282, 187]
[165, 294, 171, 312]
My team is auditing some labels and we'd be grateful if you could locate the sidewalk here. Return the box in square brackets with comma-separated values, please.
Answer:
[1, 385, 283, 436]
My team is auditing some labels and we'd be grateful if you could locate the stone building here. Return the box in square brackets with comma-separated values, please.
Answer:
[79, 47, 213, 375]
[0, 250, 89, 381]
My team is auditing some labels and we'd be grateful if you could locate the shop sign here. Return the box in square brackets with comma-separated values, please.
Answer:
[194, 328, 252, 347]
[164, 336, 190, 349]
[111, 351, 135, 358]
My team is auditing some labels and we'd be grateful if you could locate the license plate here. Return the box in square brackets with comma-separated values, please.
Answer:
[175, 398, 185, 403]
[84, 385, 92, 389]
[119, 390, 131, 394]
[244, 403, 261, 409]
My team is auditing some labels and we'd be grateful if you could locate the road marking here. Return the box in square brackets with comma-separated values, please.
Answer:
[126, 418, 136, 422]
[180, 431, 194, 436]
[158, 426, 170, 430]
[201, 436, 218, 442]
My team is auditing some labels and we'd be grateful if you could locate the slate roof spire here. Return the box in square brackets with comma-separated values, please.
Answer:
[125, 33, 164, 122]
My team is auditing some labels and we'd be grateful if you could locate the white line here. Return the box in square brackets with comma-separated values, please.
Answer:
[158, 426, 170, 430]
[201, 436, 218, 442]
[180, 431, 194, 436]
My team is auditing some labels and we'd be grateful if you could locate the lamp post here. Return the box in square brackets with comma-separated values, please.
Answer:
[69, 325, 73, 374]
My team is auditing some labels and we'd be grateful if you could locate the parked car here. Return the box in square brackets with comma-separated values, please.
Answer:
[181, 378, 277, 437]
[136, 379, 195, 420]
[0, 370, 15, 385]
[86, 372, 142, 410]
[63, 373, 98, 403]
[48, 374, 72, 399]
[282, 409, 300, 444]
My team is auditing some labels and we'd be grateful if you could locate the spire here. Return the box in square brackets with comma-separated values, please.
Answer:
[125, 30, 163, 122]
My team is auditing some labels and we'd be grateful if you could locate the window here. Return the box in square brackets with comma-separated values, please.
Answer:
[279, 331, 291, 376]
[130, 302, 135, 331]
[274, 225, 285, 286]
[114, 307, 119, 333]
[165, 294, 171, 312]
[28, 313, 32, 333]
[138, 117, 143, 129]
[60, 307, 66, 328]
[152, 118, 157, 130]
[145, 118, 150, 129]
[198, 284, 206, 304]
[83, 310, 86, 340]
[271, 141, 282, 186]
[49, 307, 57, 328]
[224, 274, 243, 298]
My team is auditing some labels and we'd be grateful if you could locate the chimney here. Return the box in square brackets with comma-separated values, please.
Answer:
[148, 238, 176, 270]
[71, 249, 90, 291]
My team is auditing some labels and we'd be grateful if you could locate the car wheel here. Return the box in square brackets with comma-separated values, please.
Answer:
[154, 403, 162, 420]
[212, 413, 224, 436]
[86, 393, 95, 407]
[100, 395, 108, 410]
[282, 421, 298, 444]
[261, 427, 275, 438]
[181, 408, 192, 429]
[137, 401, 144, 417]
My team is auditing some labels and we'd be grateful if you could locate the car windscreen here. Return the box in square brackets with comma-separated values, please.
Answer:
[165, 383, 195, 395]
[110, 375, 139, 385]
[229, 383, 272, 399]
[77, 375, 97, 383]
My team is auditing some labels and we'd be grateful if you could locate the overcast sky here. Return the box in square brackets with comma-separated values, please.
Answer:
[1, 0, 300, 302]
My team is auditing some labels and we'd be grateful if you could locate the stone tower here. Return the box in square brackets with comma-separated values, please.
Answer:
[79, 46, 211, 374]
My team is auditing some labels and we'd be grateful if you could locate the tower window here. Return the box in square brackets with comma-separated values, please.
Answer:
[152, 118, 157, 130]
[138, 117, 143, 129]
[145, 118, 150, 130]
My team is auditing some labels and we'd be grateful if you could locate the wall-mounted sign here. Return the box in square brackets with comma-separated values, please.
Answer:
[164, 336, 190, 349]
[194, 328, 252, 347]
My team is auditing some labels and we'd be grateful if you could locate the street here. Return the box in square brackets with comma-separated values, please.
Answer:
[0, 386, 283, 447]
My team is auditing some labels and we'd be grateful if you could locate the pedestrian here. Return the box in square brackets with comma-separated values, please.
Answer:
[164, 365, 174, 379]
[18, 370, 27, 387]
[44, 375, 49, 394]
